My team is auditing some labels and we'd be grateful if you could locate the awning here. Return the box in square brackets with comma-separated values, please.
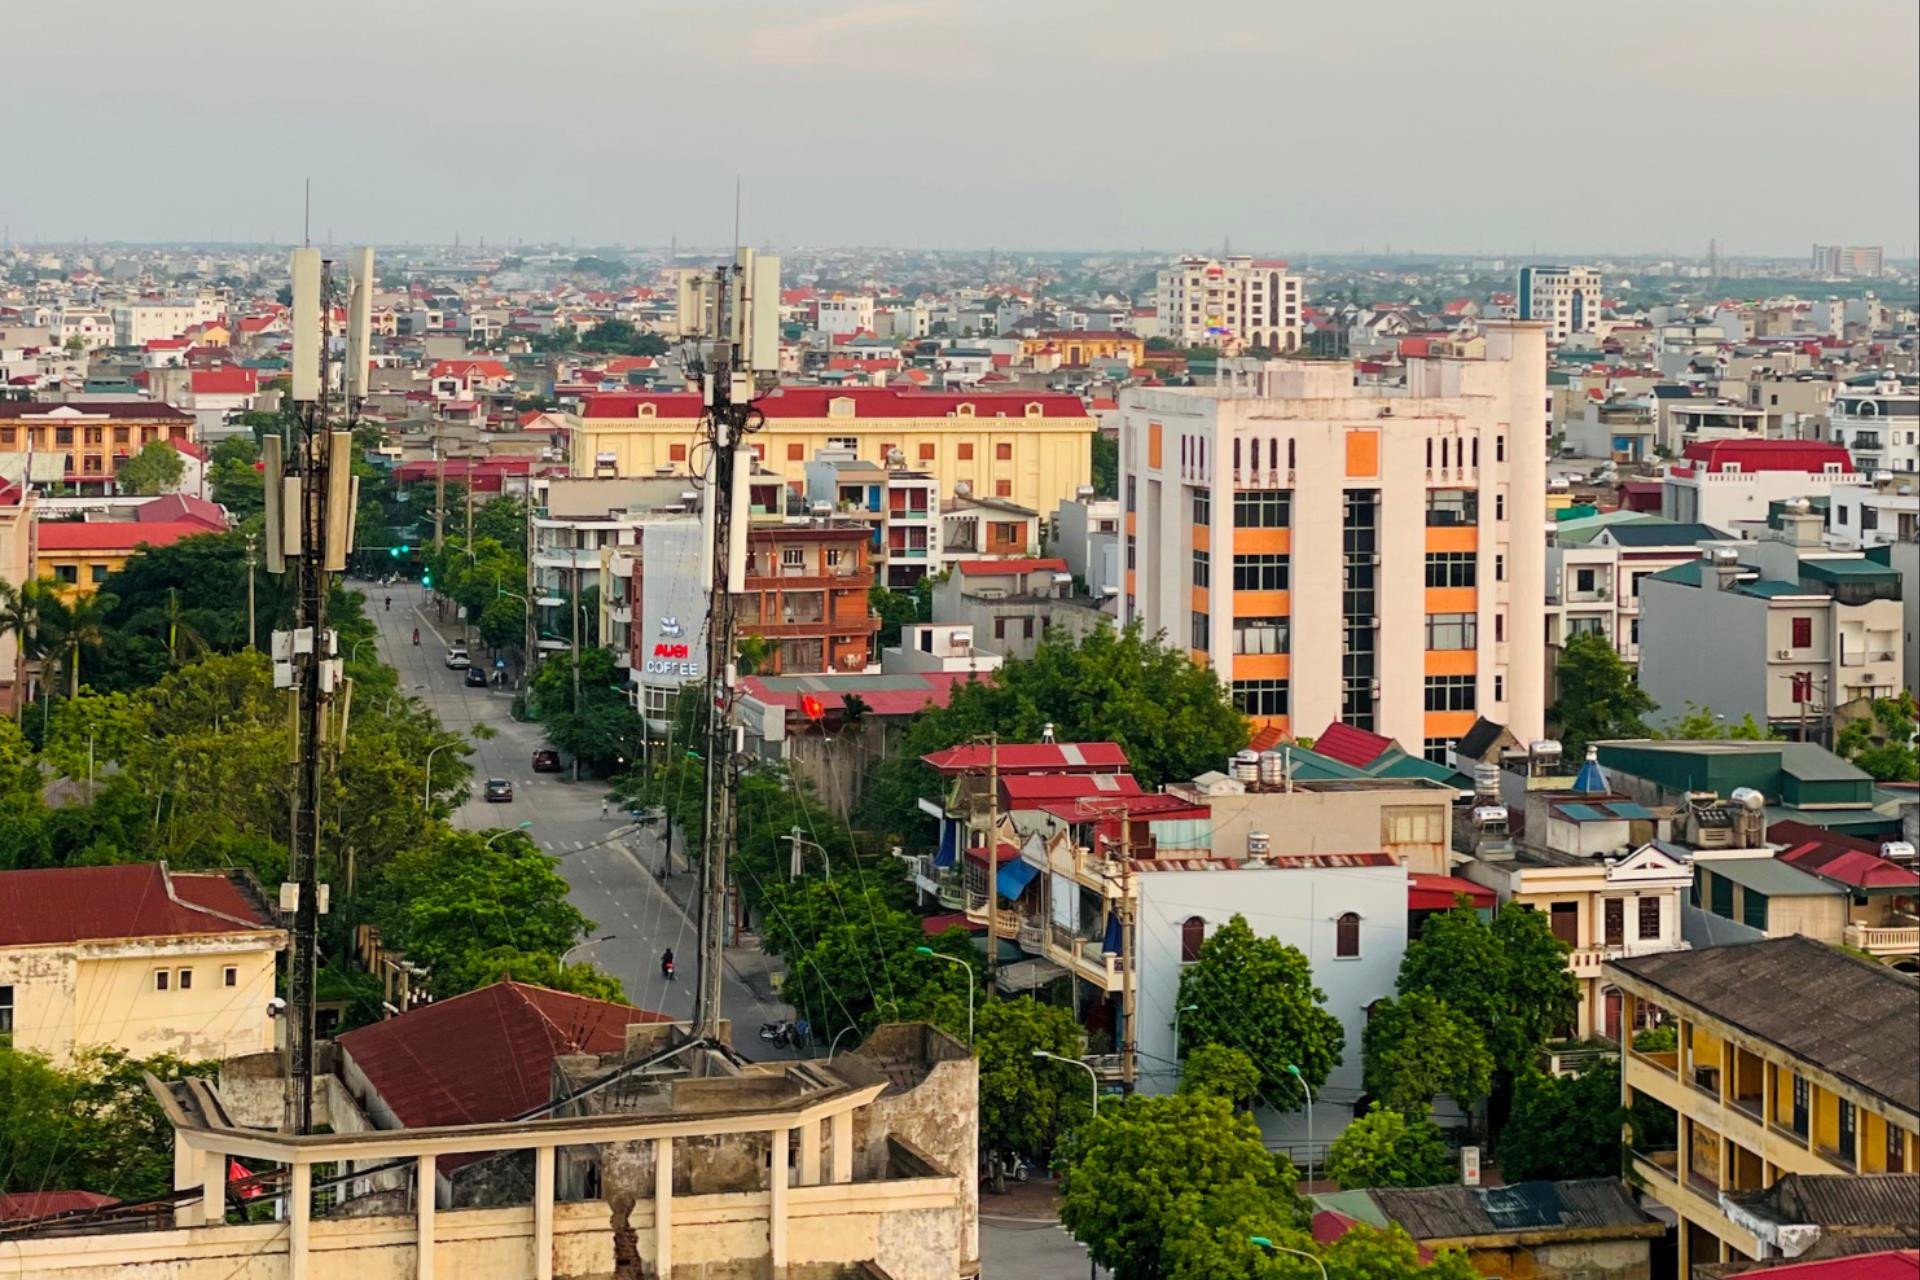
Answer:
[994, 958, 1067, 994]
[996, 859, 1040, 901]
[933, 819, 957, 869]
[1102, 911, 1123, 954]
[1409, 873, 1496, 912]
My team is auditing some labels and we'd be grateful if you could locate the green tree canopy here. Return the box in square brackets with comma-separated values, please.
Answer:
[1362, 991, 1494, 1117]
[975, 996, 1096, 1160]
[1656, 702, 1775, 741]
[207, 436, 265, 518]
[1398, 903, 1578, 1077]
[1835, 692, 1918, 782]
[1178, 1042, 1262, 1112]
[1324, 1103, 1456, 1190]
[1176, 914, 1344, 1105]
[114, 439, 186, 496]
[0, 1046, 216, 1203]
[1497, 1062, 1633, 1183]
[1549, 631, 1654, 755]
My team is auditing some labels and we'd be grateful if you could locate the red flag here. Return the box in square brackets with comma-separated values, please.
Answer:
[800, 694, 825, 721]
[229, 1159, 261, 1199]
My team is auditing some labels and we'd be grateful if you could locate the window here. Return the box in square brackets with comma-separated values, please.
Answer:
[1233, 490, 1291, 528]
[1425, 612, 1477, 650]
[54, 564, 78, 584]
[1549, 902, 1579, 946]
[1231, 678, 1288, 716]
[994, 479, 1012, 498]
[1791, 616, 1812, 648]
[669, 442, 687, 462]
[827, 436, 858, 450]
[1494, 674, 1504, 701]
[1232, 616, 1288, 655]
[1382, 807, 1444, 845]
[113, 426, 130, 444]
[224, 966, 239, 988]
[1190, 611, 1208, 650]
[1495, 493, 1505, 520]
[55, 427, 74, 446]
[1125, 536, 1135, 570]
[89, 564, 109, 584]
[1574, 569, 1596, 595]
[1126, 476, 1136, 513]
[918, 442, 936, 461]
[1495, 554, 1505, 582]
[1495, 613, 1505, 642]
[826, 548, 844, 568]
[995, 442, 1012, 461]
[1232, 554, 1289, 591]
[1335, 912, 1360, 958]
[1838, 1099, 1857, 1159]
[177, 968, 193, 991]
[780, 547, 805, 569]
[957, 442, 974, 460]
[0, 984, 11, 1034]
[1743, 888, 1769, 931]
[1424, 674, 1476, 712]
[1426, 488, 1478, 526]
[1637, 897, 1661, 940]
[1604, 897, 1625, 946]
[1422, 737, 1454, 764]
[1791, 1074, 1809, 1136]
[1192, 549, 1210, 588]
[1191, 490, 1210, 525]
[1709, 871, 1734, 918]
[1889, 1123, 1907, 1173]
[154, 970, 170, 992]
[787, 442, 805, 461]
[1180, 916, 1206, 963]
[1425, 552, 1476, 588]
[0, 428, 12, 445]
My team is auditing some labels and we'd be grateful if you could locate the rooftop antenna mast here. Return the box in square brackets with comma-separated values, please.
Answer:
[689, 241, 780, 1043]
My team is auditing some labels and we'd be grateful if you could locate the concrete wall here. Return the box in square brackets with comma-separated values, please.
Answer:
[1467, 1237, 1651, 1279]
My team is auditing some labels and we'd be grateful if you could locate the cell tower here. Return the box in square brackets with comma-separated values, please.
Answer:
[265, 245, 375, 1132]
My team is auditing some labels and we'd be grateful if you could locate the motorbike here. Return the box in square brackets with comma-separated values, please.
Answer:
[758, 1020, 811, 1050]
[980, 1149, 1034, 1192]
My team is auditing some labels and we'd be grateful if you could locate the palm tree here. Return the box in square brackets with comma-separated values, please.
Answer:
[37, 587, 116, 697]
[735, 634, 779, 676]
[0, 577, 33, 719]
[130, 586, 207, 666]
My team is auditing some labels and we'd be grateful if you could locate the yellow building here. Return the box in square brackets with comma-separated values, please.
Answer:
[570, 387, 1095, 514]
[0, 863, 285, 1066]
[1610, 936, 1919, 1276]
[1019, 330, 1143, 368]
[0, 401, 196, 494]
[35, 500, 225, 598]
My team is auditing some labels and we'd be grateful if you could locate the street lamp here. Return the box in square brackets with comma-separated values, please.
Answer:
[826, 1024, 858, 1062]
[914, 946, 973, 1045]
[350, 636, 376, 665]
[1248, 1238, 1326, 1280]
[561, 934, 618, 966]
[1287, 1063, 1315, 1183]
[1031, 1050, 1099, 1117]
[1172, 1002, 1199, 1058]
[423, 740, 458, 810]
[484, 820, 533, 847]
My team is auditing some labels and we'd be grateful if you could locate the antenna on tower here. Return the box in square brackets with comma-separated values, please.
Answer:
[303, 178, 311, 248]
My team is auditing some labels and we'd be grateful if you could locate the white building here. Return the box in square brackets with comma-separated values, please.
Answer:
[1828, 478, 1920, 549]
[1661, 439, 1857, 535]
[1547, 518, 1730, 665]
[1517, 265, 1602, 344]
[50, 308, 115, 351]
[1154, 256, 1302, 352]
[1053, 489, 1121, 602]
[1119, 324, 1549, 757]
[111, 297, 222, 348]
[1830, 373, 1919, 480]
[816, 295, 876, 336]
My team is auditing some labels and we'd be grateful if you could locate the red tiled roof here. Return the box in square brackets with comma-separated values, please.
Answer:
[1410, 873, 1497, 911]
[335, 982, 670, 1131]
[963, 842, 1024, 866]
[0, 864, 274, 947]
[36, 520, 215, 552]
[136, 494, 226, 529]
[1730, 1252, 1917, 1280]
[190, 366, 258, 396]
[1002, 773, 1144, 803]
[580, 387, 1090, 421]
[1312, 722, 1397, 769]
[1774, 822, 1919, 890]
[0, 1191, 119, 1222]
[1676, 440, 1854, 474]
[737, 673, 975, 718]
[1247, 725, 1287, 752]
[0, 401, 191, 422]
[923, 742, 1130, 775]
[428, 358, 511, 380]
[953, 557, 1064, 577]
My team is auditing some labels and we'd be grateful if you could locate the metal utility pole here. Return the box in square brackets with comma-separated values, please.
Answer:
[570, 564, 582, 783]
[432, 423, 446, 551]
[1118, 814, 1135, 1087]
[984, 734, 999, 978]
[243, 531, 257, 650]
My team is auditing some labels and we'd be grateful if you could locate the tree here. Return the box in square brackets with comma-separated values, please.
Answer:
[1324, 1104, 1455, 1190]
[1398, 903, 1578, 1078]
[36, 588, 117, 696]
[1834, 692, 1919, 782]
[114, 439, 185, 496]
[1091, 433, 1118, 498]
[868, 583, 921, 648]
[976, 996, 1096, 1161]
[1176, 914, 1344, 1105]
[1362, 992, 1493, 1118]
[578, 317, 667, 357]
[1496, 1063, 1629, 1182]
[1656, 702, 1775, 741]
[1549, 631, 1654, 755]
[207, 436, 265, 518]
[1178, 1043, 1261, 1112]
[1058, 1092, 1305, 1280]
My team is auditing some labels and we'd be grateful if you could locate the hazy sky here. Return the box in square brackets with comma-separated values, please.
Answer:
[5, 0, 1915, 257]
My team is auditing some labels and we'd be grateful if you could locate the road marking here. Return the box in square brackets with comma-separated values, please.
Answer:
[413, 605, 451, 650]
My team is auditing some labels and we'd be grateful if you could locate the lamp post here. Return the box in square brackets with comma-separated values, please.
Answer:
[350, 636, 375, 665]
[826, 1024, 858, 1062]
[423, 740, 457, 811]
[1172, 1002, 1199, 1059]
[1287, 1063, 1315, 1184]
[914, 946, 973, 1045]
[484, 820, 533, 847]
[561, 934, 618, 966]
[1031, 1050, 1099, 1117]
[1248, 1238, 1326, 1280]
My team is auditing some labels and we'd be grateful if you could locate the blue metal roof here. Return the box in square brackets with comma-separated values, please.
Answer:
[1606, 802, 1657, 820]
[1559, 803, 1610, 822]
[995, 859, 1039, 901]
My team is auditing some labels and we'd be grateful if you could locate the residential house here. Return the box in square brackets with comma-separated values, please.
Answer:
[1548, 518, 1730, 665]
[1053, 489, 1121, 601]
[931, 558, 1105, 661]
[938, 490, 1039, 574]
[1830, 373, 1918, 480]
[802, 450, 941, 591]
[33, 494, 227, 597]
[1338, 1179, 1663, 1278]
[1595, 739, 1900, 842]
[1611, 937, 1919, 1276]
[1661, 440, 1856, 535]
[1769, 820, 1919, 969]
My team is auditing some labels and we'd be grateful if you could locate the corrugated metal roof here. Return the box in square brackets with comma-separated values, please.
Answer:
[1702, 856, 1844, 897]
[1731, 1173, 1920, 1233]
[1367, 1179, 1660, 1243]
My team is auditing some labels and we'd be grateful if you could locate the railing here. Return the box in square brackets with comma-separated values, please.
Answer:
[1686, 1167, 1721, 1200]
[1631, 1049, 1680, 1077]
[1729, 1093, 1765, 1124]
[1083, 1053, 1124, 1080]
[1845, 922, 1920, 954]
[1016, 920, 1045, 953]
[1817, 1144, 1857, 1173]
[1543, 1041, 1618, 1078]
[1633, 1147, 1680, 1182]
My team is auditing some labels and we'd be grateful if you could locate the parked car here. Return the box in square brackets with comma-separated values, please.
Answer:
[464, 666, 488, 687]
[531, 749, 562, 772]
[484, 778, 513, 802]
[445, 646, 471, 670]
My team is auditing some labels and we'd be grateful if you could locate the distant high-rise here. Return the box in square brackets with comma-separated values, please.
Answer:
[1811, 244, 1884, 277]
[1154, 256, 1302, 353]
[1516, 265, 1601, 345]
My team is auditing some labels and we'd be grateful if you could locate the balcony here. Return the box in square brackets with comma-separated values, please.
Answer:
[1844, 921, 1920, 956]
[1633, 1147, 1679, 1184]
[1016, 919, 1046, 954]
[1045, 922, 1126, 992]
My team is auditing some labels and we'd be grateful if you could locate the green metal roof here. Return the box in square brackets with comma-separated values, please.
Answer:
[1701, 857, 1843, 897]
[1799, 558, 1899, 585]
[1775, 743, 1873, 783]
[1648, 559, 1709, 586]
[1736, 579, 1815, 598]
[1553, 511, 1663, 546]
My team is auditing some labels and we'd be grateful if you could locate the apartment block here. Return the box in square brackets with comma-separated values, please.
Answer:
[570, 388, 1095, 518]
[1517, 265, 1602, 344]
[1661, 440, 1856, 534]
[1830, 373, 1919, 480]
[1610, 937, 1918, 1275]
[1811, 244, 1885, 277]
[803, 450, 941, 591]
[1118, 324, 1548, 757]
[0, 401, 196, 495]
[1153, 255, 1302, 352]
[1547, 517, 1729, 665]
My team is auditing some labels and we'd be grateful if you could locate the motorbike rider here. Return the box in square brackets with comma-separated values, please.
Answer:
[661, 948, 675, 980]
[411, 628, 420, 646]
[384, 595, 392, 612]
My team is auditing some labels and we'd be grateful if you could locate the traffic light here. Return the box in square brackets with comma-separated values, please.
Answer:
[421, 568, 433, 589]
[389, 545, 404, 559]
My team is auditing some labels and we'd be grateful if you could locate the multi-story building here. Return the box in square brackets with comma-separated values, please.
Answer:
[1054, 489, 1121, 602]
[1811, 244, 1885, 277]
[741, 520, 878, 676]
[110, 296, 223, 348]
[1154, 256, 1302, 352]
[1517, 265, 1602, 344]
[1119, 324, 1548, 758]
[1610, 936, 1918, 1275]
[1638, 510, 1906, 740]
[34, 495, 226, 598]
[802, 451, 941, 591]
[1827, 477, 1920, 548]
[0, 863, 284, 1066]
[815, 294, 876, 336]
[0, 401, 196, 495]
[938, 489, 1039, 575]
[1829, 373, 1919, 480]
[571, 388, 1094, 517]
[1547, 517, 1729, 665]
[1661, 439, 1856, 534]
[1017, 330, 1144, 369]
[931, 557, 1106, 660]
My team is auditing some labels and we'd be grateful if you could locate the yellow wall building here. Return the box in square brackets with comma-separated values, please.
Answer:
[1019, 331, 1144, 367]
[1609, 936, 1918, 1277]
[570, 387, 1094, 515]
[0, 864, 285, 1066]
[0, 401, 196, 493]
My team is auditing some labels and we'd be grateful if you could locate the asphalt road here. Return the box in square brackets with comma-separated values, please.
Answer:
[359, 578, 794, 1054]
[980, 1217, 1105, 1279]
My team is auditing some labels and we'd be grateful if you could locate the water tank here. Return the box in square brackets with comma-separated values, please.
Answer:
[1783, 495, 1810, 514]
[886, 446, 906, 467]
[1257, 751, 1286, 786]
[954, 479, 973, 499]
[1473, 762, 1501, 797]
[1729, 787, 1766, 811]
[1075, 484, 1096, 501]
[1528, 739, 1563, 761]
[1247, 831, 1271, 858]
[1881, 842, 1917, 865]
[1472, 805, 1509, 827]
[1230, 750, 1260, 783]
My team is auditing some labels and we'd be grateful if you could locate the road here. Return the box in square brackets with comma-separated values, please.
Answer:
[980, 1217, 1105, 1279]
[360, 578, 795, 1055]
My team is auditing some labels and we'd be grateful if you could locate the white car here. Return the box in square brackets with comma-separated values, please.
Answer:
[445, 646, 471, 670]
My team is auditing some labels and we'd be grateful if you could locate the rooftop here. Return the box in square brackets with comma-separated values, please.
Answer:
[1700, 855, 1844, 898]
[579, 387, 1092, 422]
[0, 864, 276, 947]
[1365, 1178, 1662, 1245]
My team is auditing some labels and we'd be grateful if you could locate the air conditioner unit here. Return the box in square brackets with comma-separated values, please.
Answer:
[1776, 649, 1792, 659]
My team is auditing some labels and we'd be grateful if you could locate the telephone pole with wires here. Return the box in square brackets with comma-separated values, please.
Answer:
[689, 247, 781, 1043]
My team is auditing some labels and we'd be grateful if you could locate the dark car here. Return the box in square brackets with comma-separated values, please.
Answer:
[531, 749, 562, 773]
[464, 666, 488, 688]
[484, 778, 513, 802]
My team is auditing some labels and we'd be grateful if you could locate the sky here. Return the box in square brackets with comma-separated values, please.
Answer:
[4, 0, 1916, 258]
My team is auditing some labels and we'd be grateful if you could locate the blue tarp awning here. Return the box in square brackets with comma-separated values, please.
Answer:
[996, 859, 1040, 901]
[1102, 911, 1123, 954]
[933, 819, 957, 869]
